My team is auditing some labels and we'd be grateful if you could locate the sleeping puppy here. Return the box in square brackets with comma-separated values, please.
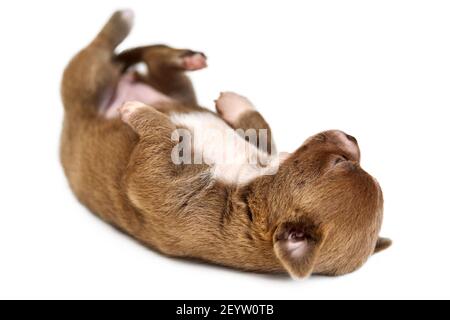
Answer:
[60, 10, 391, 278]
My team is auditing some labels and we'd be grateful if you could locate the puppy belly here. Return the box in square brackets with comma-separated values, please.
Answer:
[170, 112, 279, 185]
[102, 73, 172, 119]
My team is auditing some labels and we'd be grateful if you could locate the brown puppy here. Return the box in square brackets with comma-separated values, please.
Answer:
[60, 10, 391, 278]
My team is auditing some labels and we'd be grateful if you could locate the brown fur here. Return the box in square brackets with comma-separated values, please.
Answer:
[60, 11, 390, 278]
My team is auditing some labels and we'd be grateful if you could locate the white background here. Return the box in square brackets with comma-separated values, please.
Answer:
[0, 0, 449, 300]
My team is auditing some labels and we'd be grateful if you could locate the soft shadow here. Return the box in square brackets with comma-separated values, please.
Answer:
[84, 210, 335, 283]
[108, 222, 293, 282]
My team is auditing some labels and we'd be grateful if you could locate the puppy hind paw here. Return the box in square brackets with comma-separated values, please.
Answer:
[119, 101, 148, 124]
[180, 51, 208, 71]
[215, 92, 255, 124]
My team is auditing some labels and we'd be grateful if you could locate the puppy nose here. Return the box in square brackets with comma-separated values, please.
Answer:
[327, 130, 361, 162]
[345, 134, 358, 145]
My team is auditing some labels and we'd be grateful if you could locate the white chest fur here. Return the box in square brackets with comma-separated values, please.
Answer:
[169, 112, 279, 185]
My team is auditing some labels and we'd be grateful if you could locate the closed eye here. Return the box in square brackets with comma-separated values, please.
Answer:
[334, 156, 349, 165]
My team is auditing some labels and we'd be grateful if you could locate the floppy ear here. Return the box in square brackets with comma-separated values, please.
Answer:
[373, 237, 392, 254]
[273, 218, 327, 278]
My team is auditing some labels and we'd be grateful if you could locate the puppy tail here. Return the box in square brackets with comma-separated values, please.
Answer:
[61, 10, 135, 119]
[91, 9, 134, 51]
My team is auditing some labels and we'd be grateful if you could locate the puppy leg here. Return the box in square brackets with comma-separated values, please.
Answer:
[116, 46, 207, 105]
[215, 92, 276, 155]
[62, 10, 133, 118]
[118, 101, 173, 135]
[119, 101, 181, 212]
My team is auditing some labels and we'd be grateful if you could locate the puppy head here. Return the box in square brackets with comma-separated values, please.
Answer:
[265, 130, 390, 278]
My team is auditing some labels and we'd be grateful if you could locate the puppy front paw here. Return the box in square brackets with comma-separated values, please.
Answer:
[119, 101, 148, 124]
[215, 92, 255, 125]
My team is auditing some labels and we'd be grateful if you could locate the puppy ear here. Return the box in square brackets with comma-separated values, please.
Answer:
[373, 237, 392, 254]
[273, 218, 327, 278]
